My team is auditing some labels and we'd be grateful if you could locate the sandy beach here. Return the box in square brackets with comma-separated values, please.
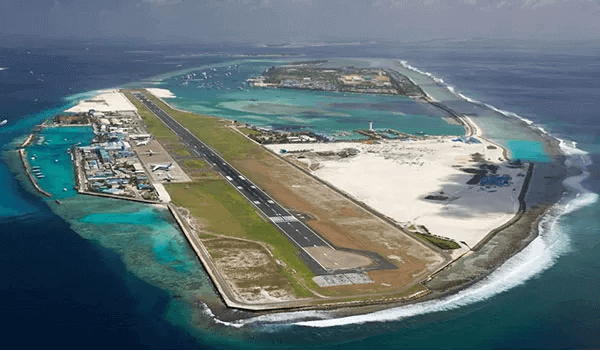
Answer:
[145, 88, 176, 99]
[65, 90, 137, 113]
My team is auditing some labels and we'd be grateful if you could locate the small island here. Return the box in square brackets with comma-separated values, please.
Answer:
[14, 59, 566, 320]
[248, 63, 424, 96]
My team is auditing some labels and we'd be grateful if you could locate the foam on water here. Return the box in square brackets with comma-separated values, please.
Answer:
[206, 185, 590, 330]
[295, 197, 597, 328]
[399, 61, 540, 128]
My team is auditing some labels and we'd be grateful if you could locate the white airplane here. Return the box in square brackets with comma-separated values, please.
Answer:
[151, 163, 173, 172]
[164, 173, 174, 182]
[146, 150, 154, 156]
[136, 139, 150, 146]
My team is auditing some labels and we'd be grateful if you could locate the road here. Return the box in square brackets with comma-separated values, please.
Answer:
[133, 92, 337, 273]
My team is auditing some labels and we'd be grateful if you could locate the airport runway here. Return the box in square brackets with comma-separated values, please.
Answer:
[132, 92, 343, 273]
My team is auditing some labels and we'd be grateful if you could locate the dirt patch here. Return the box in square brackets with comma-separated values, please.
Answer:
[203, 238, 299, 303]
[230, 151, 446, 292]
[304, 247, 373, 270]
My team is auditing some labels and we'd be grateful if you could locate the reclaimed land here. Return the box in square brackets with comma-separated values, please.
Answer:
[124, 61, 565, 319]
[128, 82, 560, 318]
[125, 89, 450, 310]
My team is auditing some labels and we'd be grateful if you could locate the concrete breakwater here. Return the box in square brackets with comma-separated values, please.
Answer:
[18, 148, 51, 198]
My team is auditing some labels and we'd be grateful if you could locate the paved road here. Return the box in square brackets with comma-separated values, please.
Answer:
[133, 92, 337, 272]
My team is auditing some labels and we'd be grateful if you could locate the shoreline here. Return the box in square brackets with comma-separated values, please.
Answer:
[9, 58, 570, 323]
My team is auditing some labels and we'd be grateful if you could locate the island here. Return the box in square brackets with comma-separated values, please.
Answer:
[248, 63, 423, 96]
[14, 60, 567, 319]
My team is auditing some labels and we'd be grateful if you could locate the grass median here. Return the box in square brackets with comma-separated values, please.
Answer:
[166, 180, 316, 296]
[124, 91, 180, 142]
[125, 90, 319, 297]
[139, 91, 263, 161]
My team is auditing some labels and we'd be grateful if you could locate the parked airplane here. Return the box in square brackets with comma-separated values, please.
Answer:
[151, 163, 172, 172]
[136, 139, 150, 146]
[163, 173, 174, 182]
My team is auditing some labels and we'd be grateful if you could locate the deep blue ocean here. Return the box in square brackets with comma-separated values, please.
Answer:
[1, 39, 599, 349]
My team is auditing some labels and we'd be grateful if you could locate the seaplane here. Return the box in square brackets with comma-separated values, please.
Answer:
[151, 163, 173, 172]
[136, 139, 150, 146]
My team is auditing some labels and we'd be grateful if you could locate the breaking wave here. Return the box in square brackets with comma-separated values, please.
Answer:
[295, 148, 596, 328]
[204, 169, 596, 330]
[399, 60, 540, 130]
[296, 193, 597, 328]
[287, 62, 599, 328]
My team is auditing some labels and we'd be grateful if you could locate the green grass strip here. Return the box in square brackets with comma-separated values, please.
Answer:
[166, 180, 316, 296]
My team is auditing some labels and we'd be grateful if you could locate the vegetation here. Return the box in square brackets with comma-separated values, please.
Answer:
[183, 159, 207, 169]
[140, 91, 264, 161]
[412, 232, 461, 250]
[126, 89, 319, 297]
[238, 127, 263, 136]
[165, 180, 317, 296]
[171, 146, 190, 157]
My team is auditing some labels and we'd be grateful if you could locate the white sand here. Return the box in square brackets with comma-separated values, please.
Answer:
[146, 88, 176, 99]
[65, 90, 137, 113]
[266, 135, 526, 250]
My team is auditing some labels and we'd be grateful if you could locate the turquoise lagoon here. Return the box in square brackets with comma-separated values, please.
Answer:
[17, 123, 223, 332]
[155, 59, 552, 163]
[507, 139, 551, 162]
[155, 61, 465, 139]
[8, 56, 559, 343]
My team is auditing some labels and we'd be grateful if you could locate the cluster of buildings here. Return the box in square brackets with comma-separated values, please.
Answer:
[244, 125, 323, 144]
[247, 65, 401, 95]
[69, 109, 160, 201]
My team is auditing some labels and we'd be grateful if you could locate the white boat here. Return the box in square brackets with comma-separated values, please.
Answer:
[0, 119, 7, 126]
